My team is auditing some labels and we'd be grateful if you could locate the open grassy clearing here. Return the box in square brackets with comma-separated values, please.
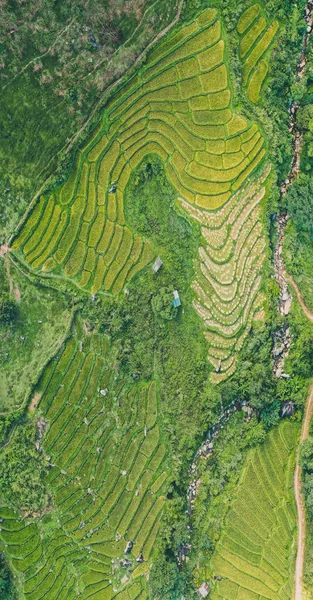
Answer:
[207, 421, 298, 599]
[0, 320, 170, 599]
[237, 4, 279, 104]
[0, 260, 72, 412]
[12, 7, 267, 302]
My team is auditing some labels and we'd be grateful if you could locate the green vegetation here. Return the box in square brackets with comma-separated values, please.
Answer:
[207, 421, 298, 599]
[1, 2, 313, 599]
[299, 434, 313, 590]
[284, 176, 313, 311]
[0, 0, 179, 241]
[237, 4, 278, 103]
[0, 420, 49, 512]
[0, 260, 72, 412]
[11, 8, 269, 381]
[283, 86, 313, 311]
[0, 321, 170, 599]
[300, 437, 313, 519]
[0, 298, 19, 326]
[247, 59, 269, 103]
[0, 554, 16, 600]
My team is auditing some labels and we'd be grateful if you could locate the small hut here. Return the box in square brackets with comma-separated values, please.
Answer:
[152, 257, 163, 273]
[173, 290, 181, 308]
[198, 582, 210, 598]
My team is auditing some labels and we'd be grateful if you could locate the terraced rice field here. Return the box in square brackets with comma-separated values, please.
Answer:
[183, 165, 269, 381]
[10, 6, 270, 382]
[209, 421, 299, 599]
[237, 4, 279, 104]
[0, 323, 170, 599]
[12, 8, 267, 288]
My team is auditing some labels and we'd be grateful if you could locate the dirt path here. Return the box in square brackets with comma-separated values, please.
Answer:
[3, 252, 21, 302]
[294, 383, 313, 600]
[28, 393, 42, 412]
[286, 274, 313, 324]
[287, 272, 313, 599]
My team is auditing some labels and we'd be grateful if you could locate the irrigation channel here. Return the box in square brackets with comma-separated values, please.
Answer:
[179, 0, 313, 582]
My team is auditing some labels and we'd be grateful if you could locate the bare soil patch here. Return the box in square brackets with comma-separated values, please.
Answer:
[29, 392, 41, 412]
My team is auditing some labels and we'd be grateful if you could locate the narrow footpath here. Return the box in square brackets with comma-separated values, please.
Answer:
[287, 275, 313, 324]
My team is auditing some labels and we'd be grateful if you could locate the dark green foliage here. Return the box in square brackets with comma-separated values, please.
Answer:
[149, 554, 186, 600]
[0, 298, 18, 325]
[290, 326, 313, 379]
[222, 324, 276, 413]
[279, 297, 313, 403]
[300, 438, 313, 473]
[298, 30, 313, 173]
[284, 176, 313, 310]
[0, 420, 49, 511]
[0, 410, 20, 446]
[0, 555, 16, 600]
[300, 436, 313, 572]
[149, 497, 191, 599]
[151, 287, 177, 321]
[0, 260, 71, 412]
[287, 175, 313, 240]
[125, 157, 199, 293]
[297, 103, 313, 131]
[283, 35, 313, 310]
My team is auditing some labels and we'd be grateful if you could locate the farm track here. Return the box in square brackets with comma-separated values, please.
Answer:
[287, 274, 313, 324]
[288, 260, 313, 600]
[285, 273, 313, 600]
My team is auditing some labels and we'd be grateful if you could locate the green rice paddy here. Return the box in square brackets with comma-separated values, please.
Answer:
[209, 421, 298, 599]
[237, 3, 279, 104]
[11, 6, 271, 381]
[0, 321, 169, 599]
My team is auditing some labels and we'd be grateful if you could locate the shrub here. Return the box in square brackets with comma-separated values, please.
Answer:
[0, 420, 49, 512]
[0, 298, 19, 325]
